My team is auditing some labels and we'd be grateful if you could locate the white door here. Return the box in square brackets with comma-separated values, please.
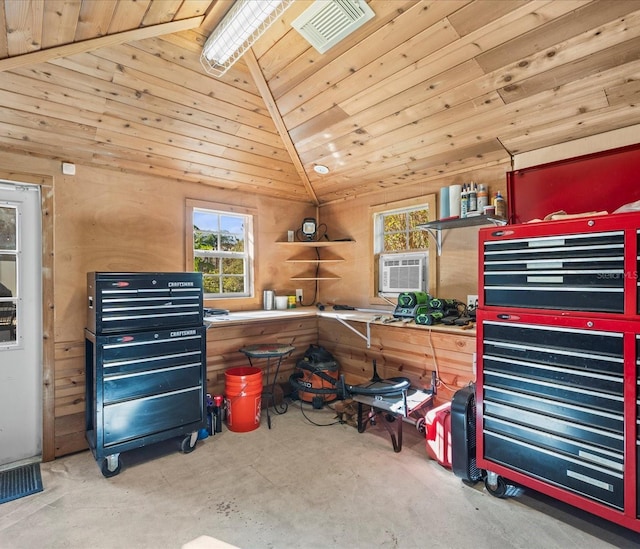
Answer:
[0, 182, 42, 469]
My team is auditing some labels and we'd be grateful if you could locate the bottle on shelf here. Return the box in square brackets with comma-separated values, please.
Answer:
[469, 182, 477, 213]
[494, 191, 506, 218]
[477, 184, 488, 211]
[460, 184, 469, 218]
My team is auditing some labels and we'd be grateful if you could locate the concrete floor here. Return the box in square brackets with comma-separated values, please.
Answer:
[1, 402, 639, 549]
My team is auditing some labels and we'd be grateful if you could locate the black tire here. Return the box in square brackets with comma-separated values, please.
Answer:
[415, 417, 426, 434]
[485, 475, 508, 498]
[181, 434, 197, 454]
[100, 456, 122, 478]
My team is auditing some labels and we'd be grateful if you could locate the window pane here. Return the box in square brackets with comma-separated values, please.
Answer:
[222, 275, 245, 293]
[222, 257, 244, 273]
[409, 230, 429, 249]
[0, 206, 17, 251]
[383, 213, 406, 232]
[409, 209, 429, 227]
[195, 256, 220, 275]
[203, 274, 220, 294]
[383, 232, 407, 252]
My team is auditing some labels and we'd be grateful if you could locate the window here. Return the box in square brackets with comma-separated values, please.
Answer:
[375, 206, 430, 253]
[371, 195, 436, 297]
[0, 204, 17, 344]
[186, 200, 254, 298]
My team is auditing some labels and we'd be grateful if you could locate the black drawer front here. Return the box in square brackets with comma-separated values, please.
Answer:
[484, 232, 624, 255]
[483, 231, 624, 312]
[484, 287, 623, 313]
[484, 355, 624, 402]
[483, 322, 623, 363]
[103, 387, 203, 446]
[484, 416, 623, 472]
[485, 272, 622, 287]
[103, 364, 203, 404]
[484, 431, 624, 510]
[483, 395, 624, 450]
[87, 272, 203, 334]
[97, 328, 205, 376]
[483, 382, 624, 428]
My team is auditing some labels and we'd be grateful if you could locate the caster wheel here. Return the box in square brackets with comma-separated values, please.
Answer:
[100, 456, 122, 478]
[416, 417, 426, 434]
[485, 475, 508, 498]
[385, 413, 396, 422]
[181, 434, 197, 454]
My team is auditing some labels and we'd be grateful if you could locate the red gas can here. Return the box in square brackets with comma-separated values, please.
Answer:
[425, 401, 452, 468]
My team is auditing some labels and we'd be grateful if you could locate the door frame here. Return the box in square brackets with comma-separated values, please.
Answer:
[0, 170, 55, 461]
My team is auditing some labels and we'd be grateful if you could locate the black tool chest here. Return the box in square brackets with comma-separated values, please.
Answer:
[476, 212, 640, 532]
[85, 272, 206, 477]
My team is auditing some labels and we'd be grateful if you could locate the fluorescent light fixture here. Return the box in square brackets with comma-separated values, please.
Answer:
[201, 0, 293, 77]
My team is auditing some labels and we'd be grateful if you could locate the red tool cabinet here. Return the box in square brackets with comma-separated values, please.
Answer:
[476, 211, 640, 532]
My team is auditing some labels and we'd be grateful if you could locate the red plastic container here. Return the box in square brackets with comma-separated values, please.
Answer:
[425, 401, 452, 468]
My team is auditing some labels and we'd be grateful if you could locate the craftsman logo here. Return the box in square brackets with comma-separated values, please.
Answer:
[168, 281, 195, 287]
[170, 329, 197, 337]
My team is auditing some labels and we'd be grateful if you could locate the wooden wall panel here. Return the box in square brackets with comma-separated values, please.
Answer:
[0, 148, 315, 459]
[318, 318, 475, 406]
[205, 316, 318, 397]
[317, 161, 509, 309]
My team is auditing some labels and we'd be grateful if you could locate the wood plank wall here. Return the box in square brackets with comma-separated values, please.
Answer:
[205, 316, 318, 398]
[318, 318, 475, 406]
[317, 161, 510, 309]
[0, 148, 507, 459]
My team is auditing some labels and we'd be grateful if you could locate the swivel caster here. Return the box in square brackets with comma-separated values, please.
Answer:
[100, 454, 122, 478]
[180, 432, 198, 454]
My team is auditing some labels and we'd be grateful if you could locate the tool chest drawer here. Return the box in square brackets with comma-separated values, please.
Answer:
[479, 213, 640, 316]
[87, 272, 203, 334]
[478, 312, 631, 512]
[483, 230, 624, 312]
[85, 326, 206, 454]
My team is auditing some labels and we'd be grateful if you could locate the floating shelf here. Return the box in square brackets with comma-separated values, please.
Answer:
[279, 240, 354, 281]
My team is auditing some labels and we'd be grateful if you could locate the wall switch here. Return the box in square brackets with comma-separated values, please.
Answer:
[296, 288, 303, 303]
[467, 294, 478, 309]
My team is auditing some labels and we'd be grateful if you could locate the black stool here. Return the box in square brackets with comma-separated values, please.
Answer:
[239, 343, 295, 428]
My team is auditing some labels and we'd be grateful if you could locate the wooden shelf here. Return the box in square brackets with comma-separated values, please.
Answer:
[291, 275, 341, 281]
[277, 240, 354, 246]
[279, 239, 354, 281]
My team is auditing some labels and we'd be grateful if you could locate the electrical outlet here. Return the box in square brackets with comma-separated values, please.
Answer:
[296, 288, 303, 304]
[467, 294, 478, 310]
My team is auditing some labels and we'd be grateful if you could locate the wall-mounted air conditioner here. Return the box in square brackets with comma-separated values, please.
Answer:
[379, 252, 427, 293]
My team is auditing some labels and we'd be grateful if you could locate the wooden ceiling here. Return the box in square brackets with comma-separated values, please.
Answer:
[1, 0, 639, 205]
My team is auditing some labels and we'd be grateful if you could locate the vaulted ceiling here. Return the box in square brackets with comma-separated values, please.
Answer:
[1, 0, 639, 205]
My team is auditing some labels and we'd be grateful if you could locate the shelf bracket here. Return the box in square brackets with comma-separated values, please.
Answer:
[424, 227, 442, 256]
[334, 316, 372, 348]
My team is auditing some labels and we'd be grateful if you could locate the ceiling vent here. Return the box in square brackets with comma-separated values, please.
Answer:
[291, 0, 375, 54]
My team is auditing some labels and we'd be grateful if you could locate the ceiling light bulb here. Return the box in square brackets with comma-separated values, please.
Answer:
[314, 165, 329, 174]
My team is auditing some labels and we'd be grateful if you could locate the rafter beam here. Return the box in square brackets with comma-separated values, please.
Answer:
[244, 47, 319, 206]
[0, 16, 205, 72]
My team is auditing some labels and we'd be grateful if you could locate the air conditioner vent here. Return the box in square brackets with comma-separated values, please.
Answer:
[291, 0, 375, 54]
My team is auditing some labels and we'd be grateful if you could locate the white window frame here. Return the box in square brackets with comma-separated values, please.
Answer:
[370, 195, 437, 300]
[185, 199, 255, 300]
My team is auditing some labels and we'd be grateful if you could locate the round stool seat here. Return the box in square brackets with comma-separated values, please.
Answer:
[240, 343, 295, 358]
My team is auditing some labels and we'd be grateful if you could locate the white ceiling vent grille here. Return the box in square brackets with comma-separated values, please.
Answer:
[291, 0, 375, 54]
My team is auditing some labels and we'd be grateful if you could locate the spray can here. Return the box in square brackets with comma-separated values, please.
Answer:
[477, 184, 489, 210]
[213, 395, 224, 433]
